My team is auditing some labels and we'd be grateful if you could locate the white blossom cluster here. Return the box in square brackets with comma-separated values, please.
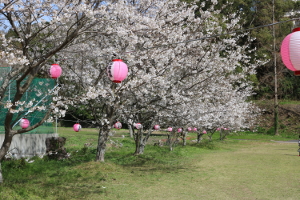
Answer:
[0, 1, 263, 163]
[56, 0, 261, 131]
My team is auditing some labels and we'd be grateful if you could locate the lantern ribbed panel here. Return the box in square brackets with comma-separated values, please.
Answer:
[289, 32, 300, 71]
[281, 33, 295, 71]
[113, 61, 128, 82]
[50, 64, 62, 78]
[20, 118, 30, 129]
[114, 122, 122, 129]
[154, 125, 160, 130]
[73, 123, 81, 132]
[135, 123, 142, 129]
[107, 59, 128, 83]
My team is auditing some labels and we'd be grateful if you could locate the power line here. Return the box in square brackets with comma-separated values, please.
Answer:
[123, 18, 300, 54]
[80, 17, 300, 57]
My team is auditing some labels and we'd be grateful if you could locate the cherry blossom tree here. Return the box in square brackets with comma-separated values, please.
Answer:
[0, 1, 263, 185]
[0, 0, 115, 183]
[59, 0, 261, 159]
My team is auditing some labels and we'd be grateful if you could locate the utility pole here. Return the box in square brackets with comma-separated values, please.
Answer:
[273, 0, 279, 135]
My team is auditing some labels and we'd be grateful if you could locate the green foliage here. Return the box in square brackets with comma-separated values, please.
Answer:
[4, 158, 27, 170]
[182, 0, 300, 100]
[192, 140, 218, 150]
[0, 126, 299, 199]
[266, 126, 275, 135]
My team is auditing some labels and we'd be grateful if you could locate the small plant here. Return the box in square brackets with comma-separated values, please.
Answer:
[3, 157, 27, 169]
[266, 127, 275, 135]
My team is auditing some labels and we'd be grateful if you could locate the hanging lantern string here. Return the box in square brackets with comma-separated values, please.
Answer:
[80, 17, 300, 57]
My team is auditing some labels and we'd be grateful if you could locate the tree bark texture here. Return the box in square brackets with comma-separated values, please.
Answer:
[0, 163, 3, 183]
[220, 130, 230, 140]
[134, 128, 151, 155]
[182, 132, 187, 146]
[95, 104, 114, 162]
[0, 132, 14, 162]
[168, 130, 179, 151]
[95, 125, 109, 162]
[129, 125, 134, 138]
[197, 133, 204, 143]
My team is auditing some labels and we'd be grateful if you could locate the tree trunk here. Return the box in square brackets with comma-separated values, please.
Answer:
[129, 125, 134, 138]
[207, 130, 215, 142]
[166, 134, 171, 145]
[133, 127, 140, 155]
[272, 0, 279, 136]
[134, 128, 151, 155]
[220, 130, 230, 140]
[0, 162, 3, 183]
[95, 104, 114, 162]
[197, 133, 204, 143]
[182, 132, 187, 146]
[95, 125, 109, 162]
[0, 131, 14, 184]
[137, 143, 145, 155]
[0, 132, 14, 162]
[168, 130, 178, 151]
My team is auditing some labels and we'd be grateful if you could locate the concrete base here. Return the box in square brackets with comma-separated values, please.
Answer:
[0, 133, 59, 159]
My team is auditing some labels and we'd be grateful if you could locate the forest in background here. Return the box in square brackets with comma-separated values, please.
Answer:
[182, 0, 300, 100]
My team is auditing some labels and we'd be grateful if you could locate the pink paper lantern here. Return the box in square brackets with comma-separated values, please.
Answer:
[177, 128, 183, 133]
[73, 123, 82, 132]
[193, 127, 197, 132]
[107, 59, 128, 83]
[20, 118, 30, 129]
[153, 124, 160, 130]
[202, 130, 207, 134]
[167, 127, 173, 132]
[114, 122, 122, 129]
[187, 127, 192, 132]
[281, 28, 300, 76]
[135, 123, 142, 129]
[50, 64, 62, 79]
[217, 128, 221, 131]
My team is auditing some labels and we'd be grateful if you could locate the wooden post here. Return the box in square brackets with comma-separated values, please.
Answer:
[273, 0, 279, 136]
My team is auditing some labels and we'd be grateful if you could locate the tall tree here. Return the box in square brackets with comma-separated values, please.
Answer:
[0, 0, 111, 183]
[60, 0, 261, 160]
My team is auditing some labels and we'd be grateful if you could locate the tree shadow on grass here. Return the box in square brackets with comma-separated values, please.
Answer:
[189, 140, 219, 150]
[1, 152, 109, 199]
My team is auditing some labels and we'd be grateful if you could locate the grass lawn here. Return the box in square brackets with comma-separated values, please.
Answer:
[0, 127, 299, 200]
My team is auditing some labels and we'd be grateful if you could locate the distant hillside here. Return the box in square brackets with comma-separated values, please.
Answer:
[255, 100, 300, 136]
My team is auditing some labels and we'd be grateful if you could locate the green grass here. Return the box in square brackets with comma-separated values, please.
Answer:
[279, 100, 300, 105]
[0, 127, 299, 200]
[253, 99, 300, 105]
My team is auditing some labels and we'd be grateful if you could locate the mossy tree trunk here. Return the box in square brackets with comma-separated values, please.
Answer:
[95, 105, 114, 162]
[133, 126, 152, 155]
[197, 133, 204, 143]
[167, 129, 180, 151]
[95, 124, 110, 162]
[181, 131, 186, 146]
[0, 163, 3, 183]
